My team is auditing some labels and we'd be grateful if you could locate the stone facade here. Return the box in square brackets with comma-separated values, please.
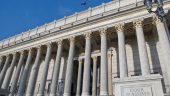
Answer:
[0, 0, 170, 96]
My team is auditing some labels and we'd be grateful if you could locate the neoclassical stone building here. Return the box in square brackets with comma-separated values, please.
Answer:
[0, 0, 170, 96]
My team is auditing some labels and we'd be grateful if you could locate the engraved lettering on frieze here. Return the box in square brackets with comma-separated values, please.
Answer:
[123, 86, 153, 96]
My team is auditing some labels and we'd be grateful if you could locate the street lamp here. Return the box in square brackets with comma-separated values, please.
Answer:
[144, 0, 166, 22]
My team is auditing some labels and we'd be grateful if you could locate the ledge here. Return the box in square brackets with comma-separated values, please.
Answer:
[113, 74, 163, 83]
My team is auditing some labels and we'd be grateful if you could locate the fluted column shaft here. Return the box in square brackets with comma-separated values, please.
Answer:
[134, 20, 150, 75]
[0, 55, 10, 87]
[154, 17, 170, 84]
[76, 58, 83, 96]
[10, 51, 25, 96]
[1, 53, 17, 89]
[82, 32, 92, 96]
[115, 24, 128, 78]
[38, 43, 52, 96]
[100, 29, 108, 95]
[26, 47, 42, 96]
[108, 54, 113, 95]
[50, 40, 63, 96]
[92, 56, 97, 96]
[17, 49, 33, 96]
[64, 36, 75, 96]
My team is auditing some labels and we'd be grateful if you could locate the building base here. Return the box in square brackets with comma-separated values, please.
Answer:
[114, 74, 164, 96]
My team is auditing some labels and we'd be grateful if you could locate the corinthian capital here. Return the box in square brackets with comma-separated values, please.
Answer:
[92, 56, 97, 62]
[6, 54, 9, 58]
[46, 42, 52, 48]
[35, 45, 41, 49]
[12, 52, 17, 56]
[78, 58, 83, 64]
[100, 28, 107, 36]
[115, 23, 124, 32]
[153, 16, 161, 24]
[133, 19, 143, 28]
[69, 36, 75, 43]
[57, 39, 63, 46]
[18, 50, 24, 56]
[84, 32, 92, 39]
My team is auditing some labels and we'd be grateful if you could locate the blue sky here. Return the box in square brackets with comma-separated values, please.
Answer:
[0, 0, 112, 40]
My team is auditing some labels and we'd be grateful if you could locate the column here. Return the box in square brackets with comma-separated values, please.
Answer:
[38, 43, 52, 96]
[58, 57, 67, 96]
[76, 58, 83, 96]
[92, 56, 97, 96]
[108, 54, 113, 95]
[115, 24, 128, 78]
[0, 54, 10, 87]
[133, 19, 150, 75]
[50, 40, 63, 96]
[97, 66, 100, 95]
[82, 32, 92, 95]
[153, 16, 170, 84]
[100, 28, 108, 95]
[1, 52, 17, 89]
[10, 51, 25, 96]
[64, 36, 75, 96]
[17, 49, 33, 96]
[26, 46, 42, 96]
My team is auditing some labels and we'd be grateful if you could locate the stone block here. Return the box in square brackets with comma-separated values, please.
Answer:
[114, 74, 164, 96]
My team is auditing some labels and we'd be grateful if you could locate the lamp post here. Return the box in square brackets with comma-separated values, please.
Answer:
[144, 0, 166, 22]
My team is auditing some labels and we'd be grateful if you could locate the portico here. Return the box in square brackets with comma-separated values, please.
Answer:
[0, 0, 170, 96]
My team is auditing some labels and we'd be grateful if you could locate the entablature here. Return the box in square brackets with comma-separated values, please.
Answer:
[0, 0, 170, 56]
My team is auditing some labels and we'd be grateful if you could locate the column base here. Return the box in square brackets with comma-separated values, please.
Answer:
[164, 93, 170, 96]
[37, 93, 44, 96]
[81, 92, 90, 96]
[63, 93, 71, 96]
[0, 88, 10, 96]
[100, 91, 109, 96]
[92, 93, 96, 96]
[16, 92, 24, 96]
[76, 95, 81, 96]
[49, 93, 56, 96]
[25, 94, 33, 96]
